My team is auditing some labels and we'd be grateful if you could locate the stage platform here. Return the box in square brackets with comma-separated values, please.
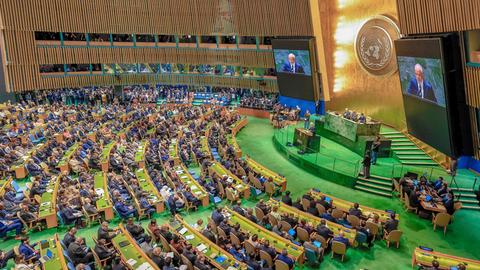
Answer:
[273, 121, 478, 191]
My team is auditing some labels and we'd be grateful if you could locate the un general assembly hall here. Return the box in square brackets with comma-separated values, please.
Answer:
[0, 0, 480, 269]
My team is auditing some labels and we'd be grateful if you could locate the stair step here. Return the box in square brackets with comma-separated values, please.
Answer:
[358, 177, 392, 187]
[380, 131, 402, 135]
[395, 150, 426, 155]
[391, 147, 419, 151]
[383, 135, 406, 139]
[459, 198, 479, 204]
[390, 138, 411, 142]
[461, 205, 480, 210]
[454, 193, 477, 198]
[400, 160, 438, 166]
[451, 187, 474, 192]
[358, 173, 393, 181]
[356, 180, 393, 192]
[396, 156, 432, 161]
[392, 142, 416, 147]
[355, 185, 392, 197]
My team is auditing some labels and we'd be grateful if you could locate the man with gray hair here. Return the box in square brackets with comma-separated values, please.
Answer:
[407, 63, 437, 103]
[281, 53, 305, 74]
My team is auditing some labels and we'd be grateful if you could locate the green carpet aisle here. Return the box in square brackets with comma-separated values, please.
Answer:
[236, 117, 480, 270]
[0, 116, 478, 270]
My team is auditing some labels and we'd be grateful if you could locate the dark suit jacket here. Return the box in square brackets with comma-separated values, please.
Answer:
[316, 225, 333, 239]
[94, 244, 113, 259]
[407, 78, 437, 103]
[98, 227, 114, 242]
[63, 233, 76, 249]
[281, 196, 293, 206]
[151, 254, 164, 268]
[281, 62, 305, 74]
[67, 242, 86, 264]
[384, 219, 399, 233]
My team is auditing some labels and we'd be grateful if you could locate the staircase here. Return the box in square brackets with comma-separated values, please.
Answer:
[452, 187, 480, 210]
[355, 173, 393, 197]
[380, 130, 437, 166]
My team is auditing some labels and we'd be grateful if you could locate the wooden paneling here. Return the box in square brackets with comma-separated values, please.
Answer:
[33, 74, 278, 93]
[33, 47, 273, 67]
[397, 0, 480, 34]
[0, 0, 312, 35]
[0, 0, 313, 92]
[465, 66, 480, 108]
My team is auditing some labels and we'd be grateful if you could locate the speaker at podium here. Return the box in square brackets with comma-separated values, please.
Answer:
[293, 128, 321, 153]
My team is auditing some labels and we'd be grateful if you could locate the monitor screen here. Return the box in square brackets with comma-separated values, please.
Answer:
[271, 38, 317, 101]
[274, 49, 312, 76]
[395, 38, 453, 156]
[398, 56, 446, 107]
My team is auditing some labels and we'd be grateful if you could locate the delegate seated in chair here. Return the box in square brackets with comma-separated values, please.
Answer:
[167, 194, 184, 215]
[183, 186, 201, 209]
[332, 232, 350, 248]
[126, 218, 148, 242]
[114, 199, 137, 219]
[60, 203, 84, 225]
[19, 237, 40, 262]
[93, 238, 115, 265]
[383, 213, 399, 234]
[138, 193, 156, 217]
[0, 219, 23, 239]
[276, 249, 294, 269]
[97, 222, 119, 244]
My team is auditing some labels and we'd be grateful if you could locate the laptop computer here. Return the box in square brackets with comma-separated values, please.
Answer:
[39, 249, 53, 264]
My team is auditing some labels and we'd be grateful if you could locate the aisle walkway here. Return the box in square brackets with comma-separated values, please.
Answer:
[236, 117, 480, 270]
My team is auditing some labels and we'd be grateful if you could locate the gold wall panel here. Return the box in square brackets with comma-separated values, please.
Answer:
[319, 0, 406, 129]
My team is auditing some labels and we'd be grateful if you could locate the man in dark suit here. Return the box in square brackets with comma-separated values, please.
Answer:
[202, 224, 217, 243]
[281, 191, 293, 206]
[150, 247, 164, 268]
[316, 219, 333, 240]
[232, 201, 245, 216]
[63, 227, 77, 248]
[97, 221, 118, 244]
[67, 237, 94, 265]
[94, 238, 115, 261]
[332, 232, 350, 248]
[182, 244, 197, 263]
[407, 64, 437, 103]
[260, 240, 276, 259]
[281, 53, 305, 74]
[349, 203, 362, 218]
[383, 213, 399, 234]
[443, 193, 455, 215]
[211, 206, 224, 225]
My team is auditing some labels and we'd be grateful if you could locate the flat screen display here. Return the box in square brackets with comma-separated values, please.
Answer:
[271, 38, 316, 101]
[398, 56, 446, 107]
[273, 49, 312, 76]
[395, 38, 452, 156]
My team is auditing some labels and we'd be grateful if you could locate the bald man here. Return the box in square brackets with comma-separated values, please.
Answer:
[407, 63, 437, 103]
[281, 53, 305, 74]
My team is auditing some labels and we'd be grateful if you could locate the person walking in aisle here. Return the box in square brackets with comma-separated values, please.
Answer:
[371, 136, 381, 165]
[362, 151, 371, 178]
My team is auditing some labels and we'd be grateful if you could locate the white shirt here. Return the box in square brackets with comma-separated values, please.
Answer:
[418, 81, 424, 98]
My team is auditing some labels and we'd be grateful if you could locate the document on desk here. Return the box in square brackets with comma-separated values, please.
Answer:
[196, 244, 207, 252]
[126, 258, 137, 266]
[179, 227, 188, 235]
[136, 262, 154, 270]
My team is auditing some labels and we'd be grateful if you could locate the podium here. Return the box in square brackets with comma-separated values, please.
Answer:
[293, 128, 321, 153]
